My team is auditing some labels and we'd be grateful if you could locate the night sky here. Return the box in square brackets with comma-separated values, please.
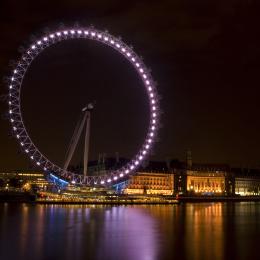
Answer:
[0, 0, 260, 171]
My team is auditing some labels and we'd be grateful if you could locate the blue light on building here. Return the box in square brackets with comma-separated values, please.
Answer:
[48, 173, 69, 189]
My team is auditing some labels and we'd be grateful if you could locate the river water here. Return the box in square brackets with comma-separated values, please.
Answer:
[0, 202, 259, 260]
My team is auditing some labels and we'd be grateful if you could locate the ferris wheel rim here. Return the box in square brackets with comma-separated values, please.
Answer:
[8, 26, 160, 185]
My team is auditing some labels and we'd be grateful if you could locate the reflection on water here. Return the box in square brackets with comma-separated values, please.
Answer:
[0, 203, 260, 260]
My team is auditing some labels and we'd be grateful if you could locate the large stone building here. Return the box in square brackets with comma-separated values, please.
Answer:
[2, 154, 260, 196]
[122, 161, 174, 195]
[233, 168, 260, 196]
[119, 156, 236, 196]
[171, 152, 234, 195]
[186, 165, 229, 194]
[121, 151, 260, 196]
[123, 172, 174, 195]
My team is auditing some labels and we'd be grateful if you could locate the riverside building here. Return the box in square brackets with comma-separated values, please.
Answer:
[233, 168, 260, 196]
[123, 172, 174, 195]
[0, 171, 51, 191]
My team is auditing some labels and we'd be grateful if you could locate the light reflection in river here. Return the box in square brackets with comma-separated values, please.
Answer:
[0, 203, 259, 260]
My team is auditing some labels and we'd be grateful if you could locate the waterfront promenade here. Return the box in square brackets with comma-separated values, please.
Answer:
[1, 189, 260, 204]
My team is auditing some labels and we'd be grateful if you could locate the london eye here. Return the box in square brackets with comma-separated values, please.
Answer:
[8, 26, 160, 186]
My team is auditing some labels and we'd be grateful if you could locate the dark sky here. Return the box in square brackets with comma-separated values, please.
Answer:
[1, 0, 260, 171]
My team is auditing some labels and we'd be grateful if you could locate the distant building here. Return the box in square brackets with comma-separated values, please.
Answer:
[0, 171, 51, 190]
[68, 157, 129, 176]
[123, 172, 174, 195]
[118, 161, 173, 195]
[186, 164, 229, 195]
[174, 151, 233, 195]
[119, 157, 234, 196]
[2, 154, 260, 197]
[232, 168, 260, 196]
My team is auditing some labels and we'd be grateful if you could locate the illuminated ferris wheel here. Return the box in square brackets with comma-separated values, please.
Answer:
[7, 26, 160, 186]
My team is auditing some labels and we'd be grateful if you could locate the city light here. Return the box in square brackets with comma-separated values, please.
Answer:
[7, 26, 159, 185]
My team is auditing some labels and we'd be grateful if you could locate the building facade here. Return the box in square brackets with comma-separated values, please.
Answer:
[235, 178, 260, 195]
[186, 171, 225, 194]
[171, 152, 234, 195]
[233, 169, 260, 196]
[2, 161, 260, 197]
[0, 172, 51, 191]
[123, 172, 174, 195]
